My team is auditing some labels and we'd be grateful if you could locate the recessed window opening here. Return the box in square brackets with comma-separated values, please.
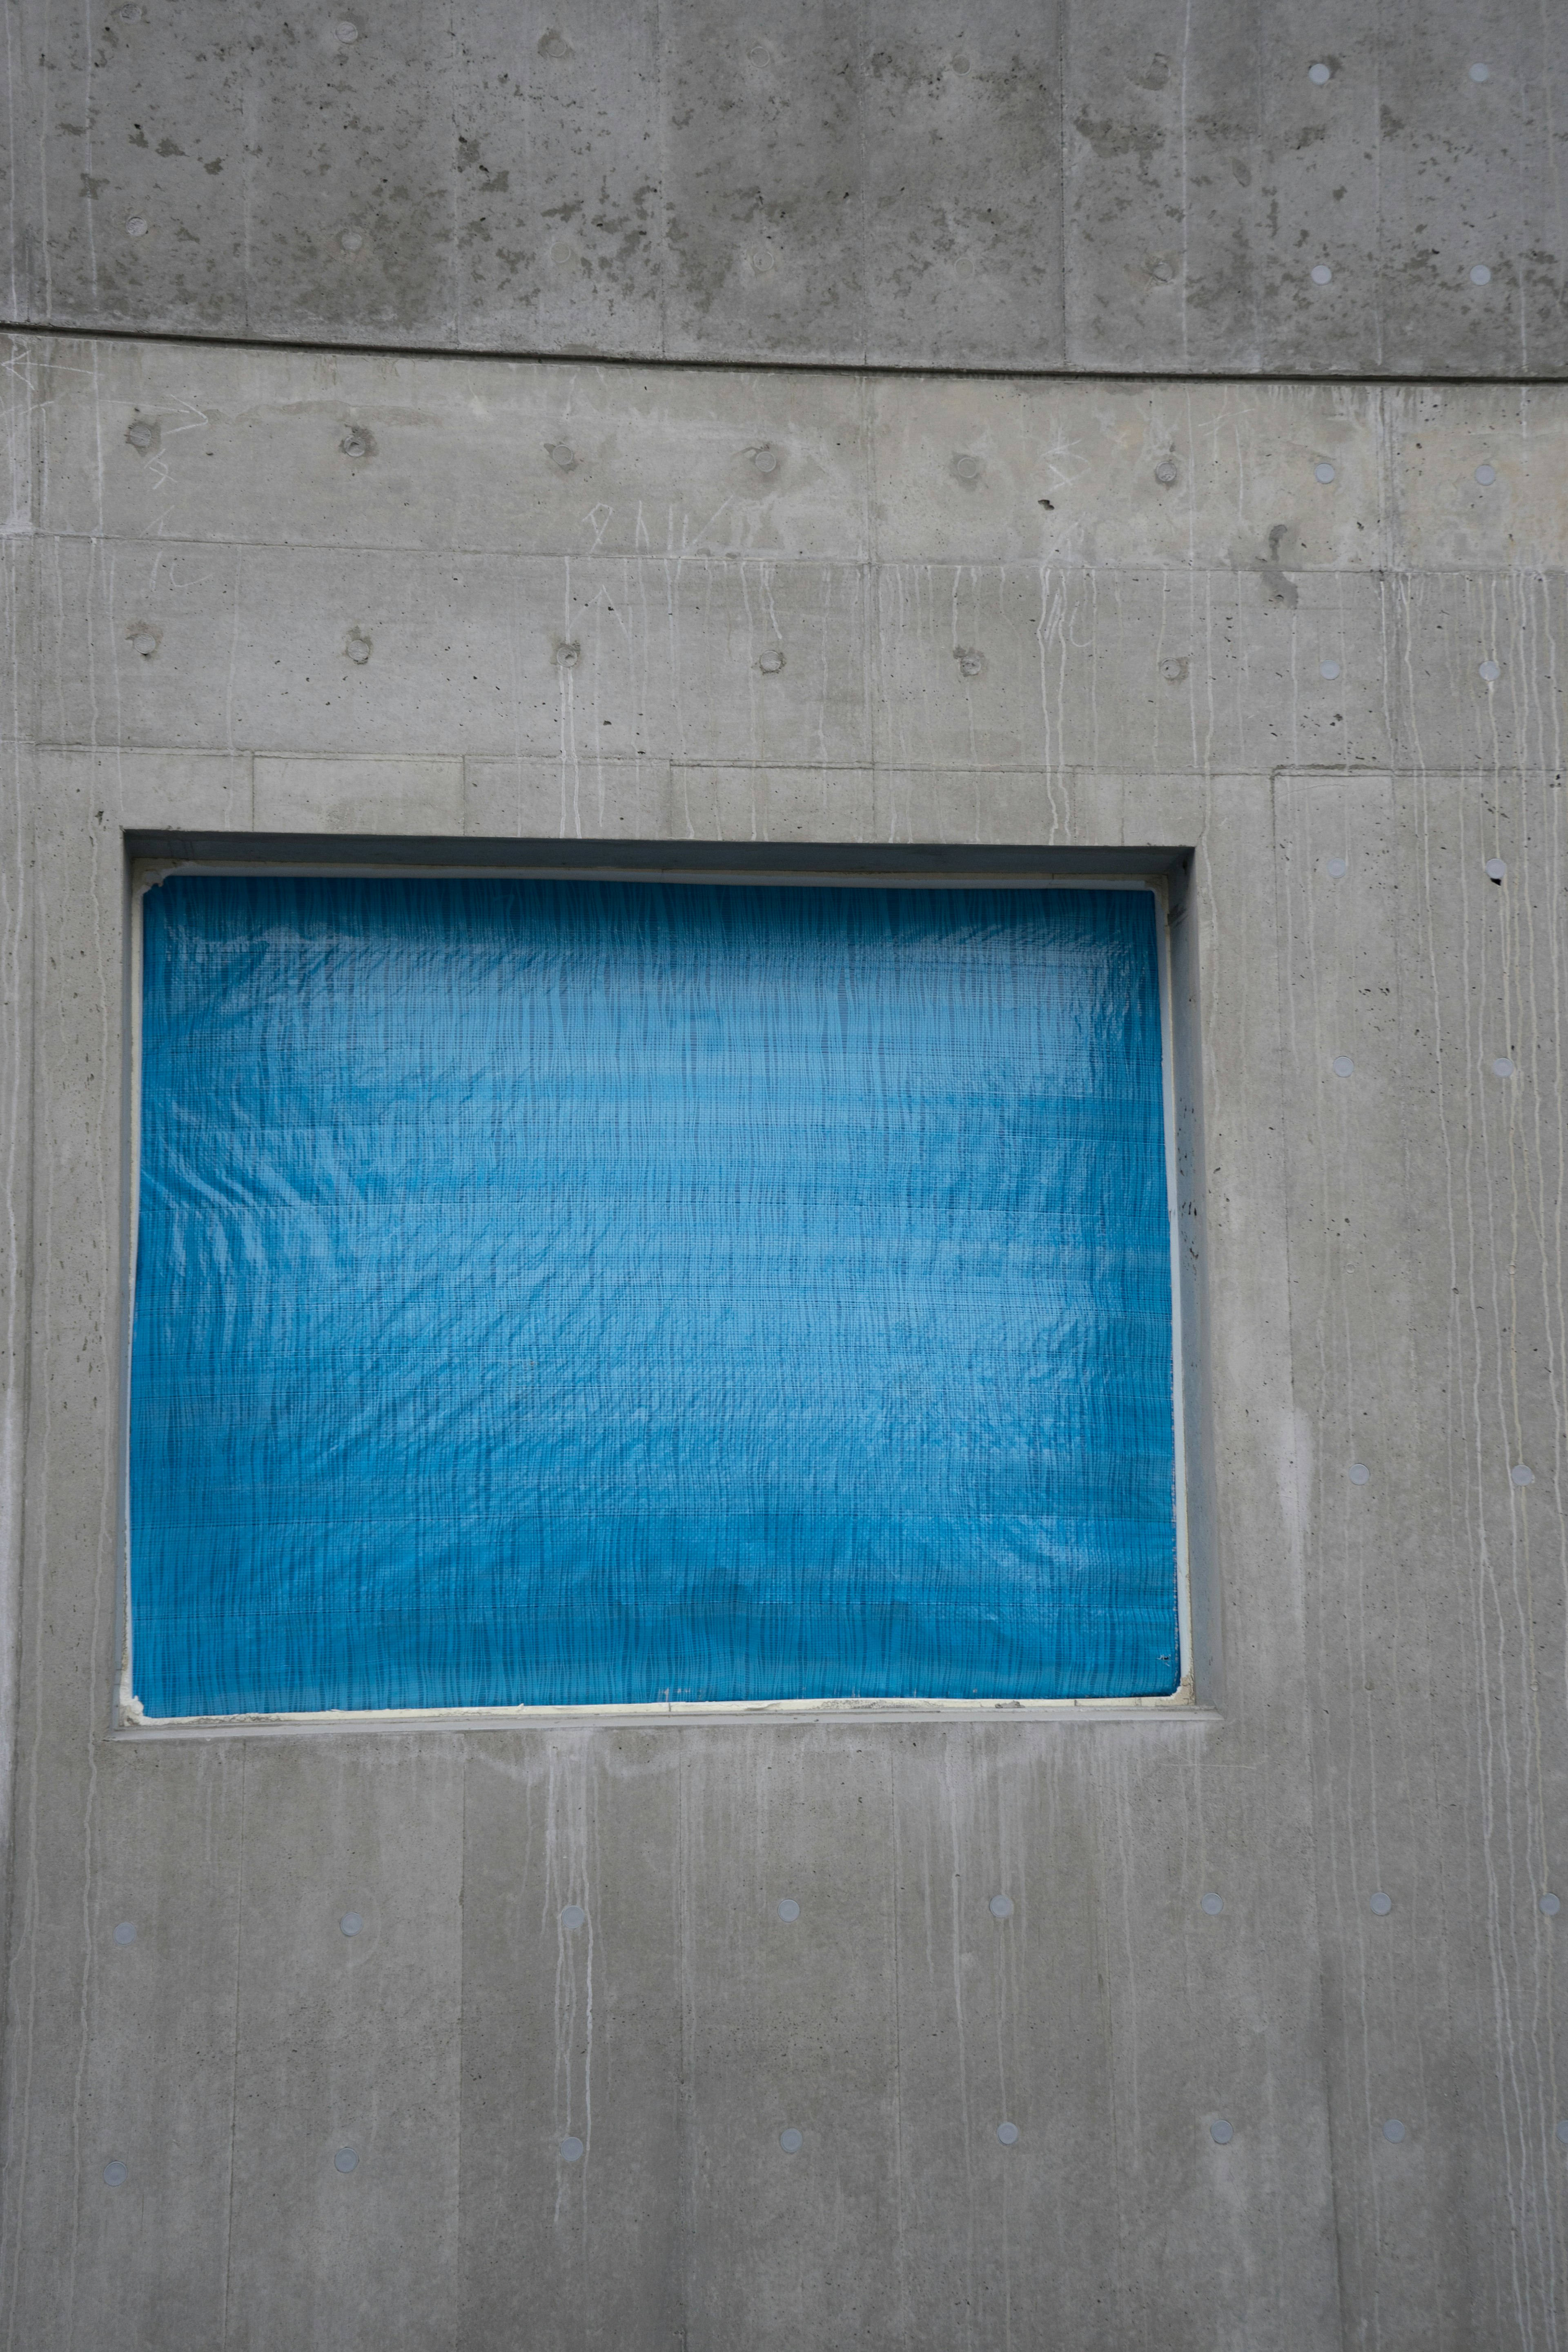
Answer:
[125, 871, 1188, 1718]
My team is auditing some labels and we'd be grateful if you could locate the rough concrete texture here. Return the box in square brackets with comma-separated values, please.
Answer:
[2, 2, 1566, 374]
[0, 333, 1565, 2349]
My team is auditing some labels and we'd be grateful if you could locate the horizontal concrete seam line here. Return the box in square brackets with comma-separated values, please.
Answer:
[23, 537, 1567, 584]
[4, 320, 1568, 391]
[254, 753, 460, 766]
[29, 538, 1568, 584]
[45, 748, 1398, 777]
[39, 745, 1464, 770]
[1271, 764, 1565, 781]
[29, 534, 889, 563]
[42, 752, 1568, 774]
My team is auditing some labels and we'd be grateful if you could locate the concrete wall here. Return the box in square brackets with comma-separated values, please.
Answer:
[0, 334, 1564, 2347]
[2, 5, 1566, 2345]
[3, 2, 1566, 376]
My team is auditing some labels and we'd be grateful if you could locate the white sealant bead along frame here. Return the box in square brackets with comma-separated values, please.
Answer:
[116, 854, 1208, 1734]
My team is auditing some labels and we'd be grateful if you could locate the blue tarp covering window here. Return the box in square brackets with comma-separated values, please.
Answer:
[129, 875, 1180, 1715]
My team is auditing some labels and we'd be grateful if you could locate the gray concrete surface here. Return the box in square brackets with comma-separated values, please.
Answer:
[3, 2, 1566, 375]
[0, 332, 1564, 2346]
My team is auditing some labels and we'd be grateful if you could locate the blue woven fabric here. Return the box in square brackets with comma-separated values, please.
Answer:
[129, 876, 1178, 1714]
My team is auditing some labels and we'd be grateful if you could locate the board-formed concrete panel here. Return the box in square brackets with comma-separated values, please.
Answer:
[32, 338, 1568, 804]
[4, 2, 1566, 375]
[2, 334, 1567, 2348]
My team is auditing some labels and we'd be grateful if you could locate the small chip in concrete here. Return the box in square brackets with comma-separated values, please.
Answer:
[113, 1922, 137, 1945]
[1326, 857, 1348, 877]
[334, 2147, 359, 2171]
[752, 444, 780, 476]
[561, 1904, 586, 1929]
[103, 2161, 128, 2185]
[1308, 61, 1331, 83]
[1513, 1466, 1537, 1490]
[1382, 2119, 1405, 2143]
[1469, 61, 1490, 80]
[1200, 1893, 1223, 1915]
[340, 1913, 363, 1936]
[125, 216, 149, 238]
[1370, 1892, 1392, 1915]
[1485, 858, 1506, 880]
[1479, 660, 1501, 680]
[1492, 1057, 1515, 1078]
[996, 2121, 1020, 2145]
[1470, 265, 1492, 285]
[1320, 659, 1341, 679]
[1314, 462, 1336, 483]
[989, 1895, 1013, 1919]
[780, 2127, 803, 2152]
[1349, 1463, 1370, 1485]
[777, 1898, 800, 1922]
[1332, 1055, 1354, 1077]
[1210, 2120, 1234, 2144]
[1311, 264, 1333, 285]
[759, 649, 785, 674]
[560, 2136, 585, 2161]
[1475, 464, 1497, 484]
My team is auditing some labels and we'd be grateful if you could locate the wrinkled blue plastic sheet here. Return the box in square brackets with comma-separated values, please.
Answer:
[129, 876, 1179, 1715]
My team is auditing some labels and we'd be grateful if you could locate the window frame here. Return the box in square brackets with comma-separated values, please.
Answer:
[117, 842, 1210, 1732]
